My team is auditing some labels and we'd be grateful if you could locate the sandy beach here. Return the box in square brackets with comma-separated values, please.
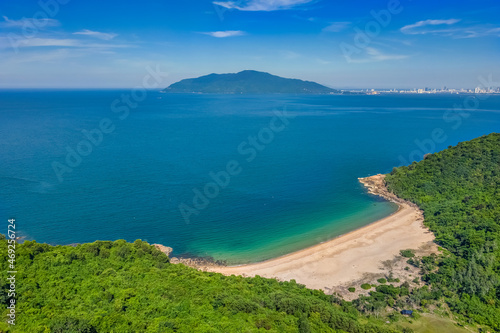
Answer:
[201, 174, 436, 293]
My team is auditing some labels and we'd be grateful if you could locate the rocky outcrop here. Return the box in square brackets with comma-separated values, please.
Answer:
[153, 244, 173, 256]
[358, 174, 420, 210]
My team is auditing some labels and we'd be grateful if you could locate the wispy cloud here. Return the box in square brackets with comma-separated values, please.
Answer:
[461, 27, 500, 38]
[365, 47, 408, 61]
[5, 48, 78, 64]
[2, 47, 124, 65]
[202, 30, 245, 38]
[0, 37, 132, 50]
[3, 38, 81, 48]
[1, 16, 60, 28]
[349, 47, 409, 63]
[73, 29, 118, 40]
[401, 19, 461, 35]
[283, 50, 301, 59]
[213, 0, 314, 11]
[401, 19, 500, 38]
[322, 22, 351, 33]
[453, 26, 500, 39]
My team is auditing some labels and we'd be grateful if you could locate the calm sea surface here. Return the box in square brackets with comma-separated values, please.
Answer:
[1, 91, 499, 264]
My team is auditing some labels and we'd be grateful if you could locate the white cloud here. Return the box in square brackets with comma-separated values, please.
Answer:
[323, 22, 351, 32]
[454, 26, 500, 39]
[401, 19, 500, 38]
[6, 49, 77, 64]
[284, 50, 301, 59]
[1, 16, 60, 28]
[365, 47, 408, 61]
[401, 19, 461, 35]
[1, 37, 81, 48]
[0, 37, 132, 50]
[202, 30, 245, 38]
[348, 47, 409, 63]
[213, 0, 314, 11]
[73, 29, 118, 40]
[81, 43, 131, 49]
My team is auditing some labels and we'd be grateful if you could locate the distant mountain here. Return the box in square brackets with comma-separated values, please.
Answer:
[163, 70, 339, 94]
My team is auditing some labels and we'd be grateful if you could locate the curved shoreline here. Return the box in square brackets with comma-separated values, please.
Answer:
[200, 174, 436, 292]
[213, 204, 403, 269]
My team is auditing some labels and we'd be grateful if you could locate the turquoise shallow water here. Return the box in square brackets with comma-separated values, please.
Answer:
[1, 91, 499, 264]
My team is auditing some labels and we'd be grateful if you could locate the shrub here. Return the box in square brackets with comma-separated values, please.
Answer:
[400, 249, 415, 258]
[361, 284, 372, 290]
[407, 258, 419, 267]
[348, 287, 355, 293]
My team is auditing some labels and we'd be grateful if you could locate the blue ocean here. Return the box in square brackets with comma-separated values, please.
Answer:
[1, 90, 499, 264]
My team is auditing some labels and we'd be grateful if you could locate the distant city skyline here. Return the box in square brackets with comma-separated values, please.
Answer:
[0, 0, 499, 89]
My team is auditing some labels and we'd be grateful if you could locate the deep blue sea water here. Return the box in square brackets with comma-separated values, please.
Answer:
[1, 90, 499, 264]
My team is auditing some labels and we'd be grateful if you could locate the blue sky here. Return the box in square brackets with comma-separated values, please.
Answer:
[0, 0, 499, 88]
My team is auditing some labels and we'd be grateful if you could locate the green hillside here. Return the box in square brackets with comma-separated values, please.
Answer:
[3, 133, 500, 332]
[0, 238, 405, 332]
[163, 70, 338, 94]
[385, 133, 500, 330]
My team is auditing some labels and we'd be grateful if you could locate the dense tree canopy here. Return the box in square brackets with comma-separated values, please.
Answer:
[385, 133, 500, 330]
[0, 237, 405, 332]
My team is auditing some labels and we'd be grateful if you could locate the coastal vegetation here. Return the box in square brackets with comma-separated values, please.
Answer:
[384, 133, 500, 330]
[0, 237, 407, 332]
[2, 133, 499, 332]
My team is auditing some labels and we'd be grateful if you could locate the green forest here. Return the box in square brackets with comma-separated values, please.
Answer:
[385, 132, 500, 330]
[1, 132, 499, 332]
[0, 237, 407, 332]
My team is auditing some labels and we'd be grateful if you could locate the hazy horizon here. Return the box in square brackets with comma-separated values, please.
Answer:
[1, 0, 499, 89]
